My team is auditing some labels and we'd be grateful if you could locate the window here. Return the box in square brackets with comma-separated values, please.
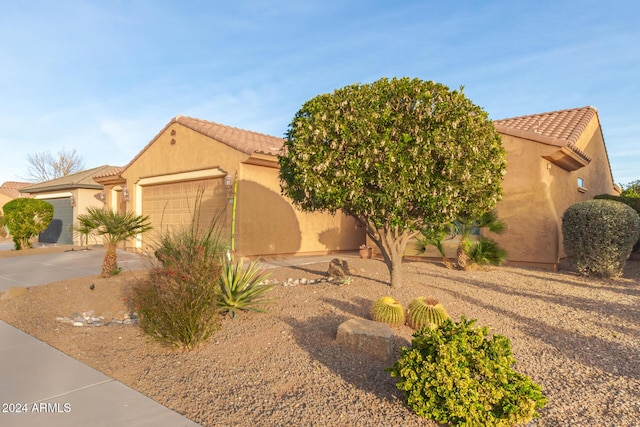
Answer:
[577, 177, 587, 193]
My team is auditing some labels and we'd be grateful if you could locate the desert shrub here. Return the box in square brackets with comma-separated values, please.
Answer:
[370, 296, 405, 326]
[2, 198, 54, 249]
[465, 237, 507, 266]
[562, 199, 640, 277]
[126, 221, 226, 349]
[387, 317, 547, 426]
[406, 297, 449, 330]
[595, 194, 640, 252]
[218, 257, 274, 318]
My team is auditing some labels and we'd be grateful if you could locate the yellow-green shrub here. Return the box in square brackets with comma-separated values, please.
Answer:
[387, 316, 547, 426]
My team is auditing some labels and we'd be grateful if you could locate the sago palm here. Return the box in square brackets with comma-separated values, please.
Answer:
[454, 210, 506, 270]
[75, 207, 152, 277]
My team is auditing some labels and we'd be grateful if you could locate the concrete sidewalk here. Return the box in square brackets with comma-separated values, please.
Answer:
[0, 248, 199, 426]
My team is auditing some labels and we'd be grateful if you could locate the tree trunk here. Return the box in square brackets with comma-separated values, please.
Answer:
[456, 241, 470, 270]
[366, 222, 418, 288]
[101, 243, 118, 277]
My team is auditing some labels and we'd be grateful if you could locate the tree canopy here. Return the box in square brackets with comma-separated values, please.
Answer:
[279, 77, 507, 287]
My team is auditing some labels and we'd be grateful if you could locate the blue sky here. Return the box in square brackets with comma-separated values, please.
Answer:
[1, 1, 638, 185]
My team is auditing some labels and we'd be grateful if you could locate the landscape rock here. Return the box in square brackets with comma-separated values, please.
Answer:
[327, 258, 351, 279]
[336, 318, 394, 360]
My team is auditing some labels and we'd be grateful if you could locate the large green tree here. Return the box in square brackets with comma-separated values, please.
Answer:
[279, 77, 507, 287]
[75, 207, 152, 277]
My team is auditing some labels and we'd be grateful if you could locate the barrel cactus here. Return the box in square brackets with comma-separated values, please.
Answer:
[406, 297, 449, 330]
[370, 296, 405, 326]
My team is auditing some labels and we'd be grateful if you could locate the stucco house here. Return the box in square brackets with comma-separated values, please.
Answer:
[20, 165, 119, 245]
[93, 116, 364, 255]
[489, 106, 619, 269]
[401, 106, 619, 269]
[93, 106, 619, 268]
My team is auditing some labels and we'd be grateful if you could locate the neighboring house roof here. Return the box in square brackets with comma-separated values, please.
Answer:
[494, 106, 601, 171]
[20, 165, 118, 193]
[0, 181, 30, 199]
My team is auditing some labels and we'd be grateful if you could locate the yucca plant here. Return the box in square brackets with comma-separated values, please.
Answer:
[406, 297, 449, 330]
[218, 257, 275, 318]
[370, 296, 405, 326]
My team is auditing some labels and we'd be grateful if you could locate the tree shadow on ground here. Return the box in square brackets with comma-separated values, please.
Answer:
[269, 259, 390, 286]
[282, 314, 411, 405]
[429, 281, 640, 380]
[425, 269, 640, 327]
[321, 296, 371, 318]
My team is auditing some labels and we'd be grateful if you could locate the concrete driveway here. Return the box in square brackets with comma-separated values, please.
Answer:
[0, 248, 145, 291]
[0, 248, 199, 426]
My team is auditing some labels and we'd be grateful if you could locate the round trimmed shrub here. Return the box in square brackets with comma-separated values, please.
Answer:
[562, 199, 640, 277]
[406, 297, 449, 330]
[2, 198, 54, 250]
[370, 296, 405, 326]
[387, 316, 547, 426]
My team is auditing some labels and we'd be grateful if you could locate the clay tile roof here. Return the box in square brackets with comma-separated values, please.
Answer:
[174, 115, 285, 156]
[0, 181, 30, 198]
[92, 166, 124, 179]
[20, 165, 116, 193]
[493, 106, 598, 148]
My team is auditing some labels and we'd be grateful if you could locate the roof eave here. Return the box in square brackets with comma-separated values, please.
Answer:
[21, 183, 103, 193]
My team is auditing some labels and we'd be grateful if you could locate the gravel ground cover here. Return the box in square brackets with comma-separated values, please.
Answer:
[0, 247, 638, 426]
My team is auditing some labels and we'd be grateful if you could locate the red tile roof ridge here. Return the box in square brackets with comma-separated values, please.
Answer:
[494, 106, 597, 147]
[173, 115, 285, 156]
[92, 166, 124, 179]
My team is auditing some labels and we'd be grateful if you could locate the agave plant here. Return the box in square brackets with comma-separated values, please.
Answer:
[406, 297, 449, 330]
[370, 296, 405, 326]
[218, 257, 274, 318]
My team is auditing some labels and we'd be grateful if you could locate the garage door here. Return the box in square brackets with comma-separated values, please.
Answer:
[39, 197, 73, 245]
[141, 178, 227, 245]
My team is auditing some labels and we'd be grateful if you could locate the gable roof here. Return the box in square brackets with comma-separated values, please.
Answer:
[174, 115, 285, 156]
[494, 106, 598, 170]
[110, 116, 286, 181]
[21, 165, 118, 193]
[493, 106, 597, 148]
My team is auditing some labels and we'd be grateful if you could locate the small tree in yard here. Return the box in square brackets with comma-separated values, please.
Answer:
[2, 198, 54, 250]
[279, 77, 507, 287]
[75, 207, 152, 277]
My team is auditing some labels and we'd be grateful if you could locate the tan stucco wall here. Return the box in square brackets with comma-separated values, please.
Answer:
[490, 116, 617, 268]
[74, 188, 108, 246]
[117, 122, 364, 255]
[237, 163, 364, 256]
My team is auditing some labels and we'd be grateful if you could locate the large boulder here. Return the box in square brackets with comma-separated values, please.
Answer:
[336, 318, 394, 360]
